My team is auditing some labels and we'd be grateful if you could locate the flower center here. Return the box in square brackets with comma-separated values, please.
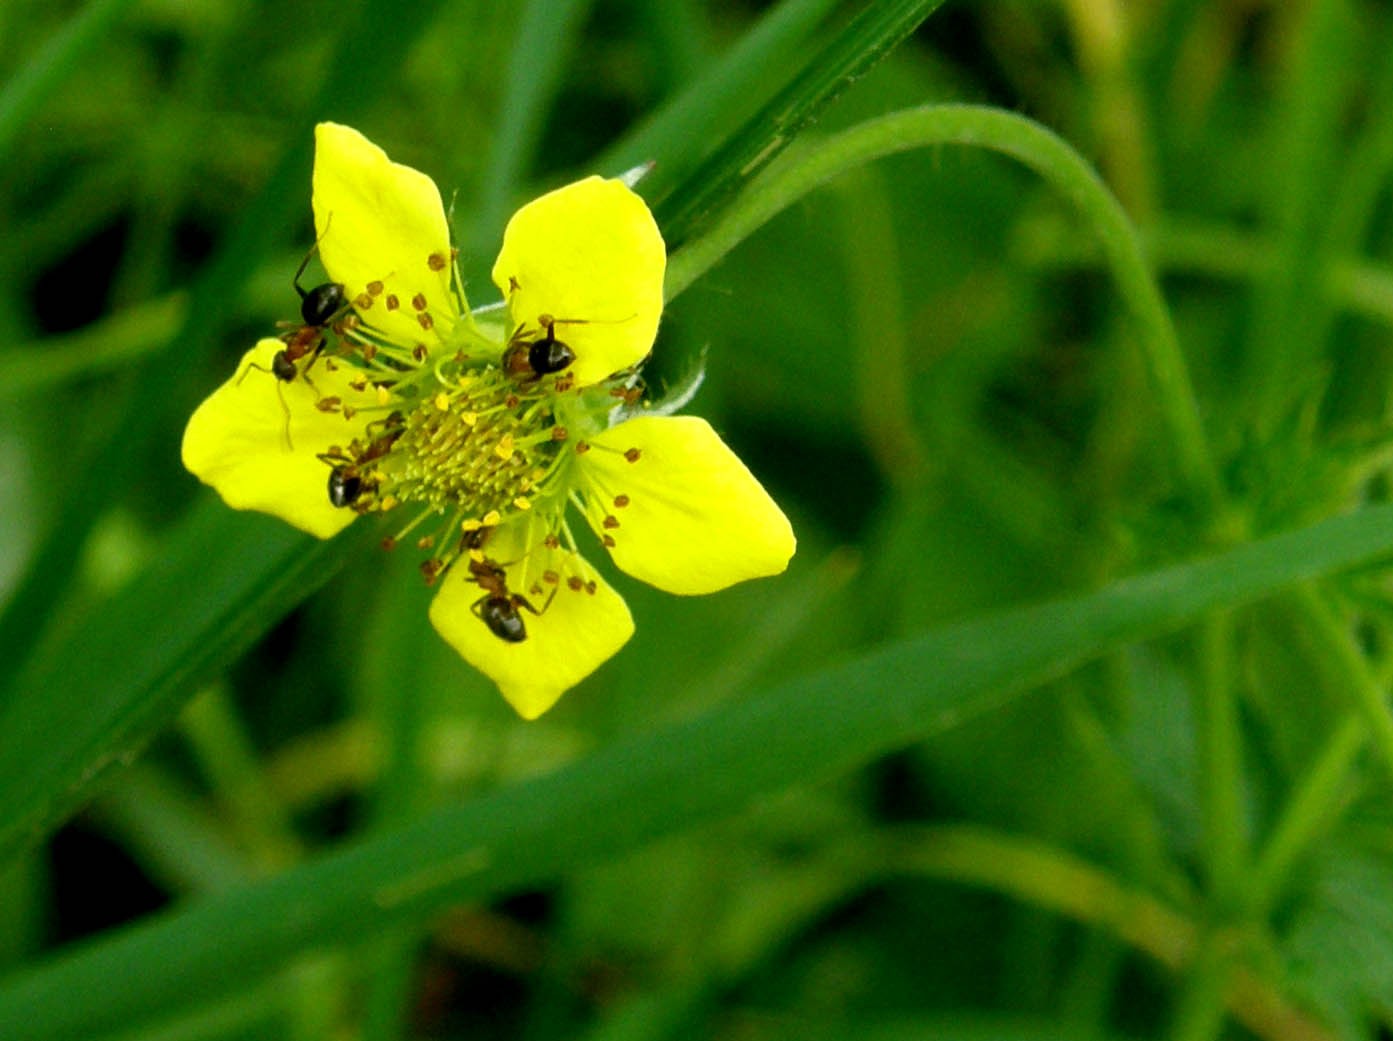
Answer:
[382, 369, 554, 516]
[321, 361, 571, 577]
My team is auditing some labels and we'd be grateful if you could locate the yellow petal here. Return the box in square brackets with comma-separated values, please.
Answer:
[181, 339, 380, 538]
[312, 122, 461, 348]
[580, 416, 795, 595]
[428, 516, 634, 719]
[491, 176, 664, 386]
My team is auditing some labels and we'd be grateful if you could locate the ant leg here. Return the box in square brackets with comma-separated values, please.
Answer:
[292, 213, 335, 299]
[236, 360, 276, 386]
[275, 383, 293, 452]
[514, 583, 558, 617]
[299, 335, 328, 378]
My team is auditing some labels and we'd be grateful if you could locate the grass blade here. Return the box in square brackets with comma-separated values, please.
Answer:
[0, 502, 363, 863]
[653, 0, 948, 245]
[3, 502, 1392, 1039]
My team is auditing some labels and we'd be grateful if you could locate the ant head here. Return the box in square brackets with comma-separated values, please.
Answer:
[271, 351, 298, 382]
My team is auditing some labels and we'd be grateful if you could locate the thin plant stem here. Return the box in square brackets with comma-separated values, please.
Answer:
[890, 826, 1333, 1041]
[179, 687, 303, 871]
[1249, 714, 1364, 915]
[1167, 939, 1233, 1041]
[830, 170, 930, 484]
[1060, 0, 1157, 219]
[665, 105, 1222, 509]
[1194, 612, 1247, 908]
[1294, 583, 1393, 781]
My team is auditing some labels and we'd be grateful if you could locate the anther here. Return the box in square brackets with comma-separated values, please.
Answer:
[603, 515, 619, 529]
[575, 441, 591, 455]
[367, 280, 385, 295]
[543, 570, 559, 584]
[624, 448, 641, 463]
[543, 534, 560, 549]
[602, 534, 616, 548]
[417, 313, 434, 330]
[411, 293, 428, 311]
[386, 294, 400, 310]
[428, 252, 448, 271]
[613, 494, 630, 508]
[567, 576, 584, 591]
[355, 293, 373, 309]
[413, 345, 428, 362]
[551, 426, 569, 441]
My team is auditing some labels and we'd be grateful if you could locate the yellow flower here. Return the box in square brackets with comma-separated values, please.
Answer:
[182, 123, 795, 718]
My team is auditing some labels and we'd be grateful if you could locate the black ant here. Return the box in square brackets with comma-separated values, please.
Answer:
[327, 465, 363, 508]
[502, 314, 581, 380]
[242, 246, 348, 390]
[467, 555, 555, 643]
[278, 246, 348, 379]
[319, 413, 403, 509]
[238, 243, 351, 446]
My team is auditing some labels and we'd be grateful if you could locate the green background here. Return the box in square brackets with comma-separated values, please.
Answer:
[3, 1, 1393, 1039]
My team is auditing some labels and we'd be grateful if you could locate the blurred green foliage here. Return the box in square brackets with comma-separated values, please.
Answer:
[5, 1, 1393, 1039]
